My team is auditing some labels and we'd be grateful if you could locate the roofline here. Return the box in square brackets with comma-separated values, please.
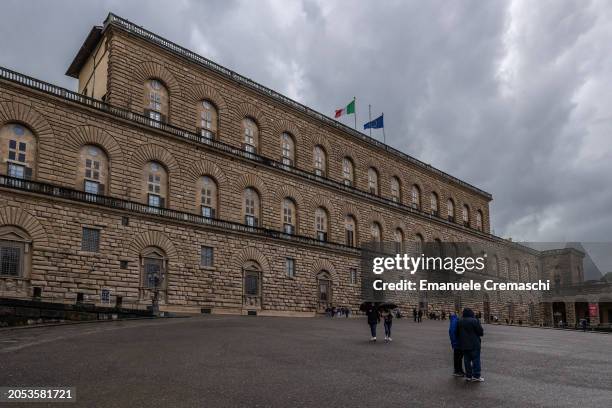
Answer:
[99, 13, 493, 201]
[66, 25, 103, 78]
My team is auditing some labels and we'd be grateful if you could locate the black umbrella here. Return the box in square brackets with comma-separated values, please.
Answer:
[360, 301, 377, 311]
[378, 302, 398, 310]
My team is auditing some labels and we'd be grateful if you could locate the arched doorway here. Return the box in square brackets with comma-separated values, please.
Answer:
[552, 302, 567, 327]
[243, 260, 262, 310]
[317, 270, 332, 312]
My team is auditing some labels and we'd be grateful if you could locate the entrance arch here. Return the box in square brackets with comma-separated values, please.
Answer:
[242, 260, 262, 309]
[317, 270, 332, 312]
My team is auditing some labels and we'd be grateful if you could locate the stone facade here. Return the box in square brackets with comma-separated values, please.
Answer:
[0, 14, 591, 322]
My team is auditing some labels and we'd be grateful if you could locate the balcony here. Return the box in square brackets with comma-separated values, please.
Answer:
[0, 175, 358, 254]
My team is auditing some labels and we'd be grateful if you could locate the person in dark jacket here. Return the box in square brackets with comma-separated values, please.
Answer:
[455, 308, 484, 382]
[449, 313, 465, 377]
[366, 303, 380, 341]
[413, 308, 417, 322]
[417, 309, 423, 323]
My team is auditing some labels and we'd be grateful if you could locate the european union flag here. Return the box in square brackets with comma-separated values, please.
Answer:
[364, 114, 384, 130]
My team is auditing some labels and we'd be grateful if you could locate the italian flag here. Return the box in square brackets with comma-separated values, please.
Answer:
[335, 99, 355, 118]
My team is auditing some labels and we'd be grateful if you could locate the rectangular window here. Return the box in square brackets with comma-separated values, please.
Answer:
[245, 215, 258, 227]
[346, 230, 354, 247]
[0, 241, 22, 277]
[245, 273, 259, 296]
[120, 260, 128, 269]
[81, 227, 100, 252]
[84, 180, 100, 194]
[286, 258, 295, 278]
[201, 246, 214, 267]
[144, 258, 162, 288]
[101, 288, 110, 304]
[7, 163, 25, 179]
[148, 194, 161, 208]
[8, 139, 26, 164]
[201, 206, 214, 218]
[350, 268, 357, 284]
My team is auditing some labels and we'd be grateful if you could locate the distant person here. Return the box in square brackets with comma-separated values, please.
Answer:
[366, 303, 380, 342]
[449, 313, 465, 377]
[413, 308, 417, 322]
[417, 309, 423, 323]
[456, 308, 484, 382]
[441, 311, 446, 320]
[580, 318, 587, 332]
[382, 309, 393, 342]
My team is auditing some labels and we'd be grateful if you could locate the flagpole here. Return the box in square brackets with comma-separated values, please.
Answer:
[368, 104, 372, 137]
[382, 112, 386, 144]
[353, 97, 357, 130]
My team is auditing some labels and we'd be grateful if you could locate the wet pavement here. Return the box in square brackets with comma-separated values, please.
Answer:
[1, 316, 610, 407]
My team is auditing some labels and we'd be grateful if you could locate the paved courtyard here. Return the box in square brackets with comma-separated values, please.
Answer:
[0, 316, 610, 407]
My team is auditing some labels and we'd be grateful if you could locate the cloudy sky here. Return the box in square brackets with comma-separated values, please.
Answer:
[1, 0, 611, 245]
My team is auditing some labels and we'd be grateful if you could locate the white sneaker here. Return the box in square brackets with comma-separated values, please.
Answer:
[384, 336, 388, 341]
[388, 337, 392, 342]
[472, 377, 484, 382]
[370, 337, 376, 341]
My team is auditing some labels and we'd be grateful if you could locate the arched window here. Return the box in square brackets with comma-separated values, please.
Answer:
[394, 228, 404, 252]
[199, 176, 217, 218]
[462, 204, 470, 227]
[411, 185, 421, 209]
[491, 255, 499, 276]
[78, 145, 108, 195]
[370, 222, 382, 242]
[514, 261, 520, 281]
[0, 123, 36, 180]
[243, 188, 260, 226]
[430, 192, 439, 216]
[313, 145, 327, 176]
[144, 79, 168, 124]
[390, 176, 401, 203]
[523, 264, 530, 282]
[0, 226, 32, 278]
[197, 100, 217, 141]
[502, 258, 509, 279]
[242, 118, 258, 153]
[368, 167, 379, 195]
[315, 207, 329, 241]
[447, 199, 455, 222]
[282, 198, 296, 234]
[141, 246, 167, 291]
[342, 157, 354, 186]
[476, 210, 483, 231]
[414, 233, 424, 254]
[144, 161, 168, 208]
[280, 132, 295, 166]
[345, 215, 356, 247]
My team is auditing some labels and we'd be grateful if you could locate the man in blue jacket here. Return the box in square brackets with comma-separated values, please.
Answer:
[455, 308, 484, 382]
[449, 312, 465, 377]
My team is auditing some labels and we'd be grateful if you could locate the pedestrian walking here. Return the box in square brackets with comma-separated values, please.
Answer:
[417, 309, 423, 323]
[449, 313, 464, 377]
[366, 303, 380, 341]
[382, 309, 393, 342]
[455, 308, 484, 382]
[413, 308, 417, 322]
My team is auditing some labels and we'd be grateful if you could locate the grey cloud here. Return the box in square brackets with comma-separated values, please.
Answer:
[1, 0, 610, 242]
